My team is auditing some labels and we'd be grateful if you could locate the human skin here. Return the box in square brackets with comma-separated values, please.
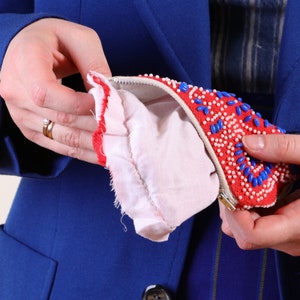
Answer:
[1, 19, 300, 256]
[0, 18, 111, 164]
[220, 134, 300, 256]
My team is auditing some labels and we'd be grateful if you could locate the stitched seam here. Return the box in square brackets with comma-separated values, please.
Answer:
[211, 227, 223, 300]
[120, 92, 174, 230]
[258, 249, 268, 300]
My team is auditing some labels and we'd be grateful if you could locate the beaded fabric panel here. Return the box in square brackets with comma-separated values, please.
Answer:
[141, 75, 294, 209]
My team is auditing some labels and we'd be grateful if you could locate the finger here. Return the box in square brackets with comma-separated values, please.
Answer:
[218, 201, 234, 237]
[52, 20, 112, 81]
[11, 107, 98, 161]
[28, 113, 96, 151]
[221, 221, 234, 238]
[50, 122, 95, 152]
[242, 134, 300, 164]
[31, 82, 96, 115]
[9, 20, 110, 113]
[10, 100, 97, 134]
[225, 208, 291, 250]
[35, 125, 98, 164]
[7, 103, 98, 164]
[20, 19, 111, 80]
[42, 136, 98, 164]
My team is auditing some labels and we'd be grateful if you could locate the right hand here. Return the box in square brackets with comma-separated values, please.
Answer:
[0, 18, 111, 164]
[219, 134, 300, 256]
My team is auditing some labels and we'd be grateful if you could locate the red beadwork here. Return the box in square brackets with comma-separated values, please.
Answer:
[141, 75, 294, 209]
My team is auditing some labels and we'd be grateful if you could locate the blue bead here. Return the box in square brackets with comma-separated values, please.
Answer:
[227, 100, 236, 106]
[277, 127, 286, 133]
[265, 166, 271, 174]
[236, 106, 242, 116]
[194, 98, 202, 104]
[222, 91, 231, 97]
[244, 167, 251, 176]
[248, 173, 253, 183]
[235, 142, 243, 148]
[256, 112, 262, 118]
[210, 124, 217, 134]
[257, 176, 263, 186]
[230, 93, 236, 97]
[237, 156, 245, 164]
[244, 115, 252, 122]
[217, 91, 223, 98]
[237, 97, 243, 102]
[260, 171, 268, 180]
[250, 159, 257, 167]
[179, 82, 189, 92]
[254, 118, 260, 127]
[234, 150, 243, 156]
[197, 106, 206, 111]
[264, 120, 270, 128]
[218, 119, 223, 128]
[204, 107, 210, 115]
[239, 163, 246, 171]
[241, 104, 249, 112]
[252, 178, 258, 187]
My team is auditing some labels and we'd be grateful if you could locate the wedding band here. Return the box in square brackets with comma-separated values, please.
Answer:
[42, 118, 54, 139]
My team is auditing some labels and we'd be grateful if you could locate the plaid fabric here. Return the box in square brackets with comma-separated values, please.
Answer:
[210, 0, 287, 95]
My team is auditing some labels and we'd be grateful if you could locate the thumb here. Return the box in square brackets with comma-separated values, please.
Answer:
[242, 134, 300, 164]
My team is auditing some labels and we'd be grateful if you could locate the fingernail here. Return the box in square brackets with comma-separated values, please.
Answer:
[243, 135, 265, 151]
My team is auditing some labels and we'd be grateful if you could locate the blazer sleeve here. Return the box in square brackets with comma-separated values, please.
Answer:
[0, 6, 72, 177]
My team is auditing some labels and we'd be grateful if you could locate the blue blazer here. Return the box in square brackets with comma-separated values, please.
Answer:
[0, 1, 299, 299]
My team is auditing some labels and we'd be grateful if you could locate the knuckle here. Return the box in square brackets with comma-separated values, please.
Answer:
[75, 24, 99, 43]
[83, 26, 98, 38]
[67, 145, 84, 160]
[85, 59, 108, 76]
[235, 236, 257, 250]
[0, 82, 14, 101]
[62, 130, 80, 148]
[20, 126, 39, 144]
[237, 240, 254, 250]
[56, 111, 76, 125]
[276, 135, 296, 157]
[287, 250, 300, 257]
[0, 85, 8, 100]
[27, 131, 40, 143]
[31, 84, 47, 107]
[221, 223, 230, 235]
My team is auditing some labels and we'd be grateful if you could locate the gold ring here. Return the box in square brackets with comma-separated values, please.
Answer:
[42, 118, 54, 139]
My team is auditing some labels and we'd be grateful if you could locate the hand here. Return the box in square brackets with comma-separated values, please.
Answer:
[0, 18, 111, 164]
[220, 134, 300, 256]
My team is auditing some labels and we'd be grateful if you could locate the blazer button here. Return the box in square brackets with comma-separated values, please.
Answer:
[142, 284, 172, 300]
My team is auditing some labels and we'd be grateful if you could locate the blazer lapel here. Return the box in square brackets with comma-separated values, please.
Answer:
[133, 0, 212, 87]
[273, 1, 300, 299]
[273, 0, 300, 133]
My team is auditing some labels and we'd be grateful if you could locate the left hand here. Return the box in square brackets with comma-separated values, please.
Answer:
[220, 134, 300, 256]
[0, 19, 111, 164]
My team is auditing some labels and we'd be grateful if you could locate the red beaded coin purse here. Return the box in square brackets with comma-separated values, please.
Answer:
[107, 75, 294, 210]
